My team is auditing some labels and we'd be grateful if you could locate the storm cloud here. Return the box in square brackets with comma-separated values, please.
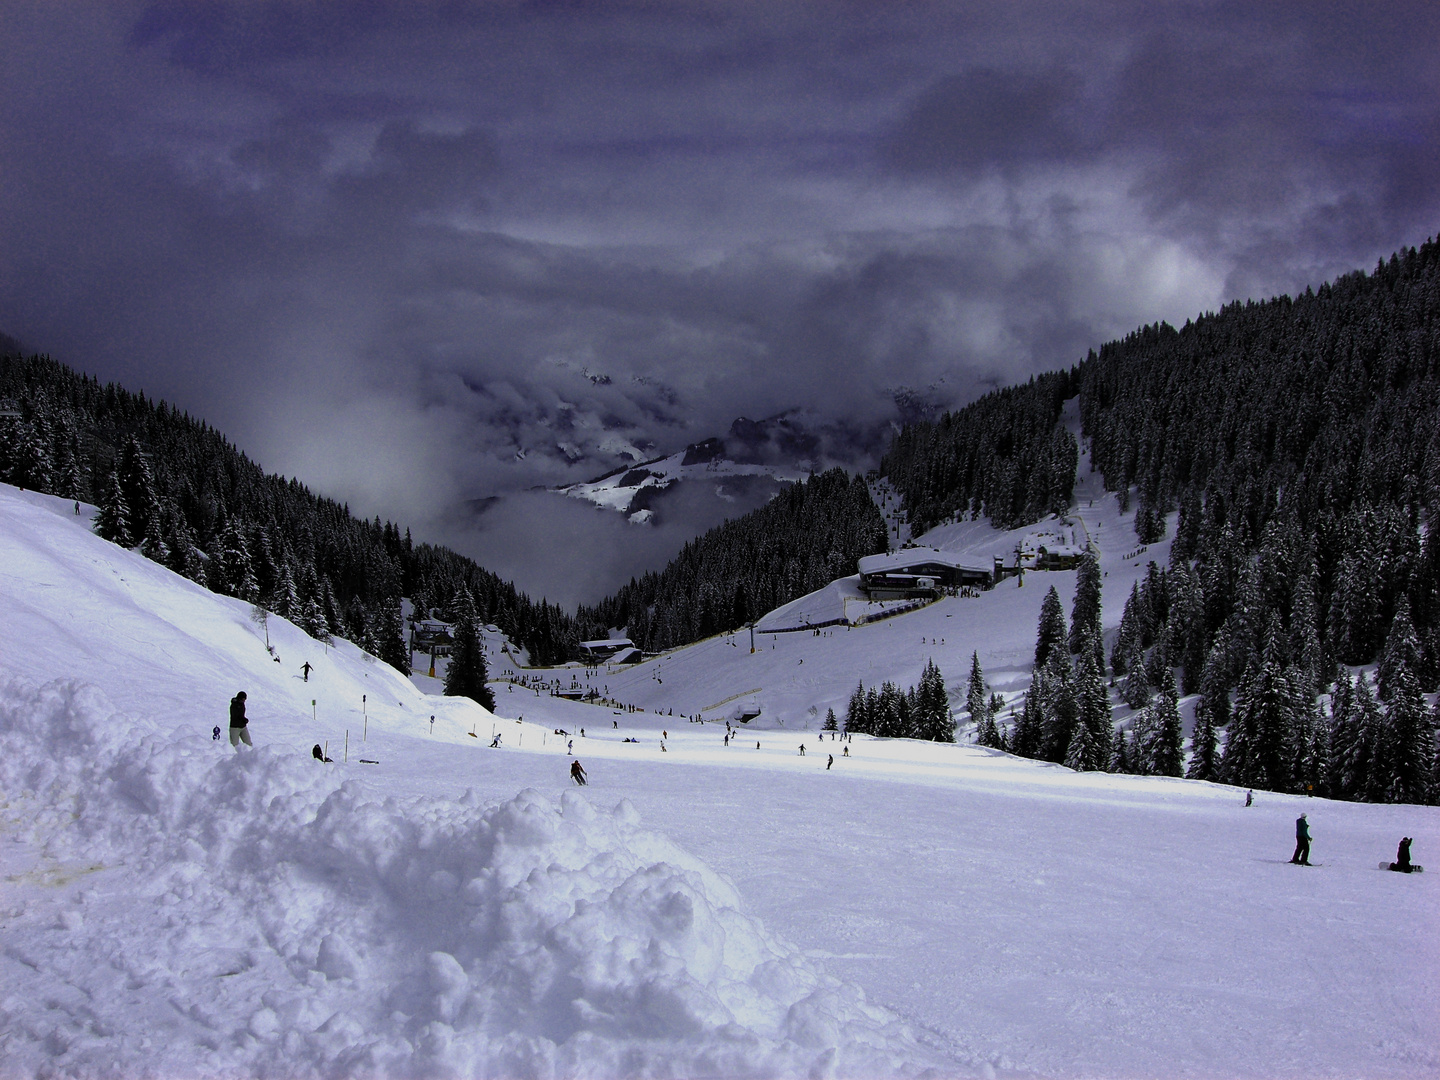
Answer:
[2, 1, 1437, 602]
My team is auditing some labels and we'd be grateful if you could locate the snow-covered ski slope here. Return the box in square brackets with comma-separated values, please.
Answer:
[3, 444, 1438, 1077]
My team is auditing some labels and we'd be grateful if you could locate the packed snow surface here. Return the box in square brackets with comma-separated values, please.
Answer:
[3, 461, 1438, 1078]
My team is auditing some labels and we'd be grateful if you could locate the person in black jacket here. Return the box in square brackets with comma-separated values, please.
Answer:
[229, 691, 252, 749]
[1389, 837, 1414, 873]
[1290, 813, 1311, 865]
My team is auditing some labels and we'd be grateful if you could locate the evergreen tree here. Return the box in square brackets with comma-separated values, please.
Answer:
[1288, 568, 1325, 690]
[823, 707, 838, 731]
[1224, 624, 1300, 791]
[1038, 646, 1077, 762]
[1377, 602, 1433, 804]
[1166, 563, 1207, 694]
[377, 601, 411, 676]
[1186, 697, 1220, 781]
[1108, 725, 1130, 773]
[1145, 669, 1184, 777]
[93, 469, 133, 547]
[1073, 631, 1112, 770]
[1068, 552, 1103, 665]
[182, 536, 207, 585]
[1112, 582, 1143, 676]
[1351, 672, 1387, 804]
[301, 593, 331, 642]
[444, 587, 493, 709]
[1035, 586, 1067, 670]
[7, 418, 52, 490]
[1012, 687, 1042, 758]
[1063, 721, 1096, 772]
[846, 682, 869, 735]
[965, 653, 988, 731]
[1119, 639, 1152, 709]
[917, 659, 954, 742]
[138, 500, 170, 564]
[1324, 669, 1356, 799]
[115, 437, 160, 544]
[274, 562, 301, 622]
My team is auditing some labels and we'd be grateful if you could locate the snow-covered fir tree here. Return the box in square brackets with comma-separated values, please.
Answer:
[444, 587, 493, 709]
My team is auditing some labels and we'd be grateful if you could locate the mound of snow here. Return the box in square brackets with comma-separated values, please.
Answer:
[0, 676, 945, 1078]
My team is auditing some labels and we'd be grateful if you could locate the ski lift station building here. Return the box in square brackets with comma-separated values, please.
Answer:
[857, 548, 997, 599]
[578, 638, 642, 665]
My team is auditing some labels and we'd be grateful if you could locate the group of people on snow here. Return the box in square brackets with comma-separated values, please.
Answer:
[218, 690, 1424, 878]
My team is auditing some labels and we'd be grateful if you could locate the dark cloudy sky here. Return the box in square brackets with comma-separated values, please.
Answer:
[2, 2, 1437, 604]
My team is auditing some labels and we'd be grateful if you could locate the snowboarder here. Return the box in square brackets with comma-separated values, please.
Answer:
[827, 754, 833, 770]
[843, 745, 849, 757]
[490, 733, 502, 748]
[228, 691, 251, 749]
[311, 744, 332, 762]
[799, 744, 805, 756]
[1290, 813, 1311, 865]
[570, 759, 587, 785]
[212, 725, 221, 741]
[1245, 790, 1253, 807]
[301, 661, 312, 682]
[567, 739, 574, 754]
[1389, 837, 1414, 873]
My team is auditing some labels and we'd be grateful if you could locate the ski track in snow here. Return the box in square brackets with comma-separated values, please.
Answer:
[2, 437, 1439, 1080]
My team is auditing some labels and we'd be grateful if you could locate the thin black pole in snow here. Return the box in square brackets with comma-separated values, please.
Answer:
[362, 694, 367, 741]
[344, 730, 348, 764]
[312, 699, 317, 724]
[430, 715, 435, 735]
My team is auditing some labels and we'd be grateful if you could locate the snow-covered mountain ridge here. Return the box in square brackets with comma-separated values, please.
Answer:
[558, 444, 802, 524]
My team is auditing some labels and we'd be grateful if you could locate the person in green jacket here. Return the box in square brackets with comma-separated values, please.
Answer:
[1290, 813, 1311, 865]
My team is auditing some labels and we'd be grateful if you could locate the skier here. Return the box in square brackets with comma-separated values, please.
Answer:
[827, 754, 833, 770]
[570, 759, 588, 786]
[799, 744, 805, 756]
[228, 691, 251, 749]
[567, 739, 574, 754]
[1389, 837, 1414, 873]
[1245, 790, 1253, 807]
[1290, 813, 1311, 865]
[301, 661, 312, 682]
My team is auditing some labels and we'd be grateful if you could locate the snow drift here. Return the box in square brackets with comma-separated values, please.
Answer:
[0, 676, 945, 1078]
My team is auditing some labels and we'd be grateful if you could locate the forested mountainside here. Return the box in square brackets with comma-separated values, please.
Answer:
[0, 350, 889, 667]
[1079, 243, 1440, 678]
[0, 352, 579, 666]
[907, 238, 1440, 805]
[577, 469, 885, 652]
[881, 369, 1080, 532]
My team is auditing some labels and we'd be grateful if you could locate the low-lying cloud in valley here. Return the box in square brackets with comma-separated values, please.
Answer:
[2, 1, 1436, 603]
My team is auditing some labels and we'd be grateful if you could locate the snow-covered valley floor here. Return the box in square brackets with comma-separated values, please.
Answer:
[2, 481, 1437, 1079]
